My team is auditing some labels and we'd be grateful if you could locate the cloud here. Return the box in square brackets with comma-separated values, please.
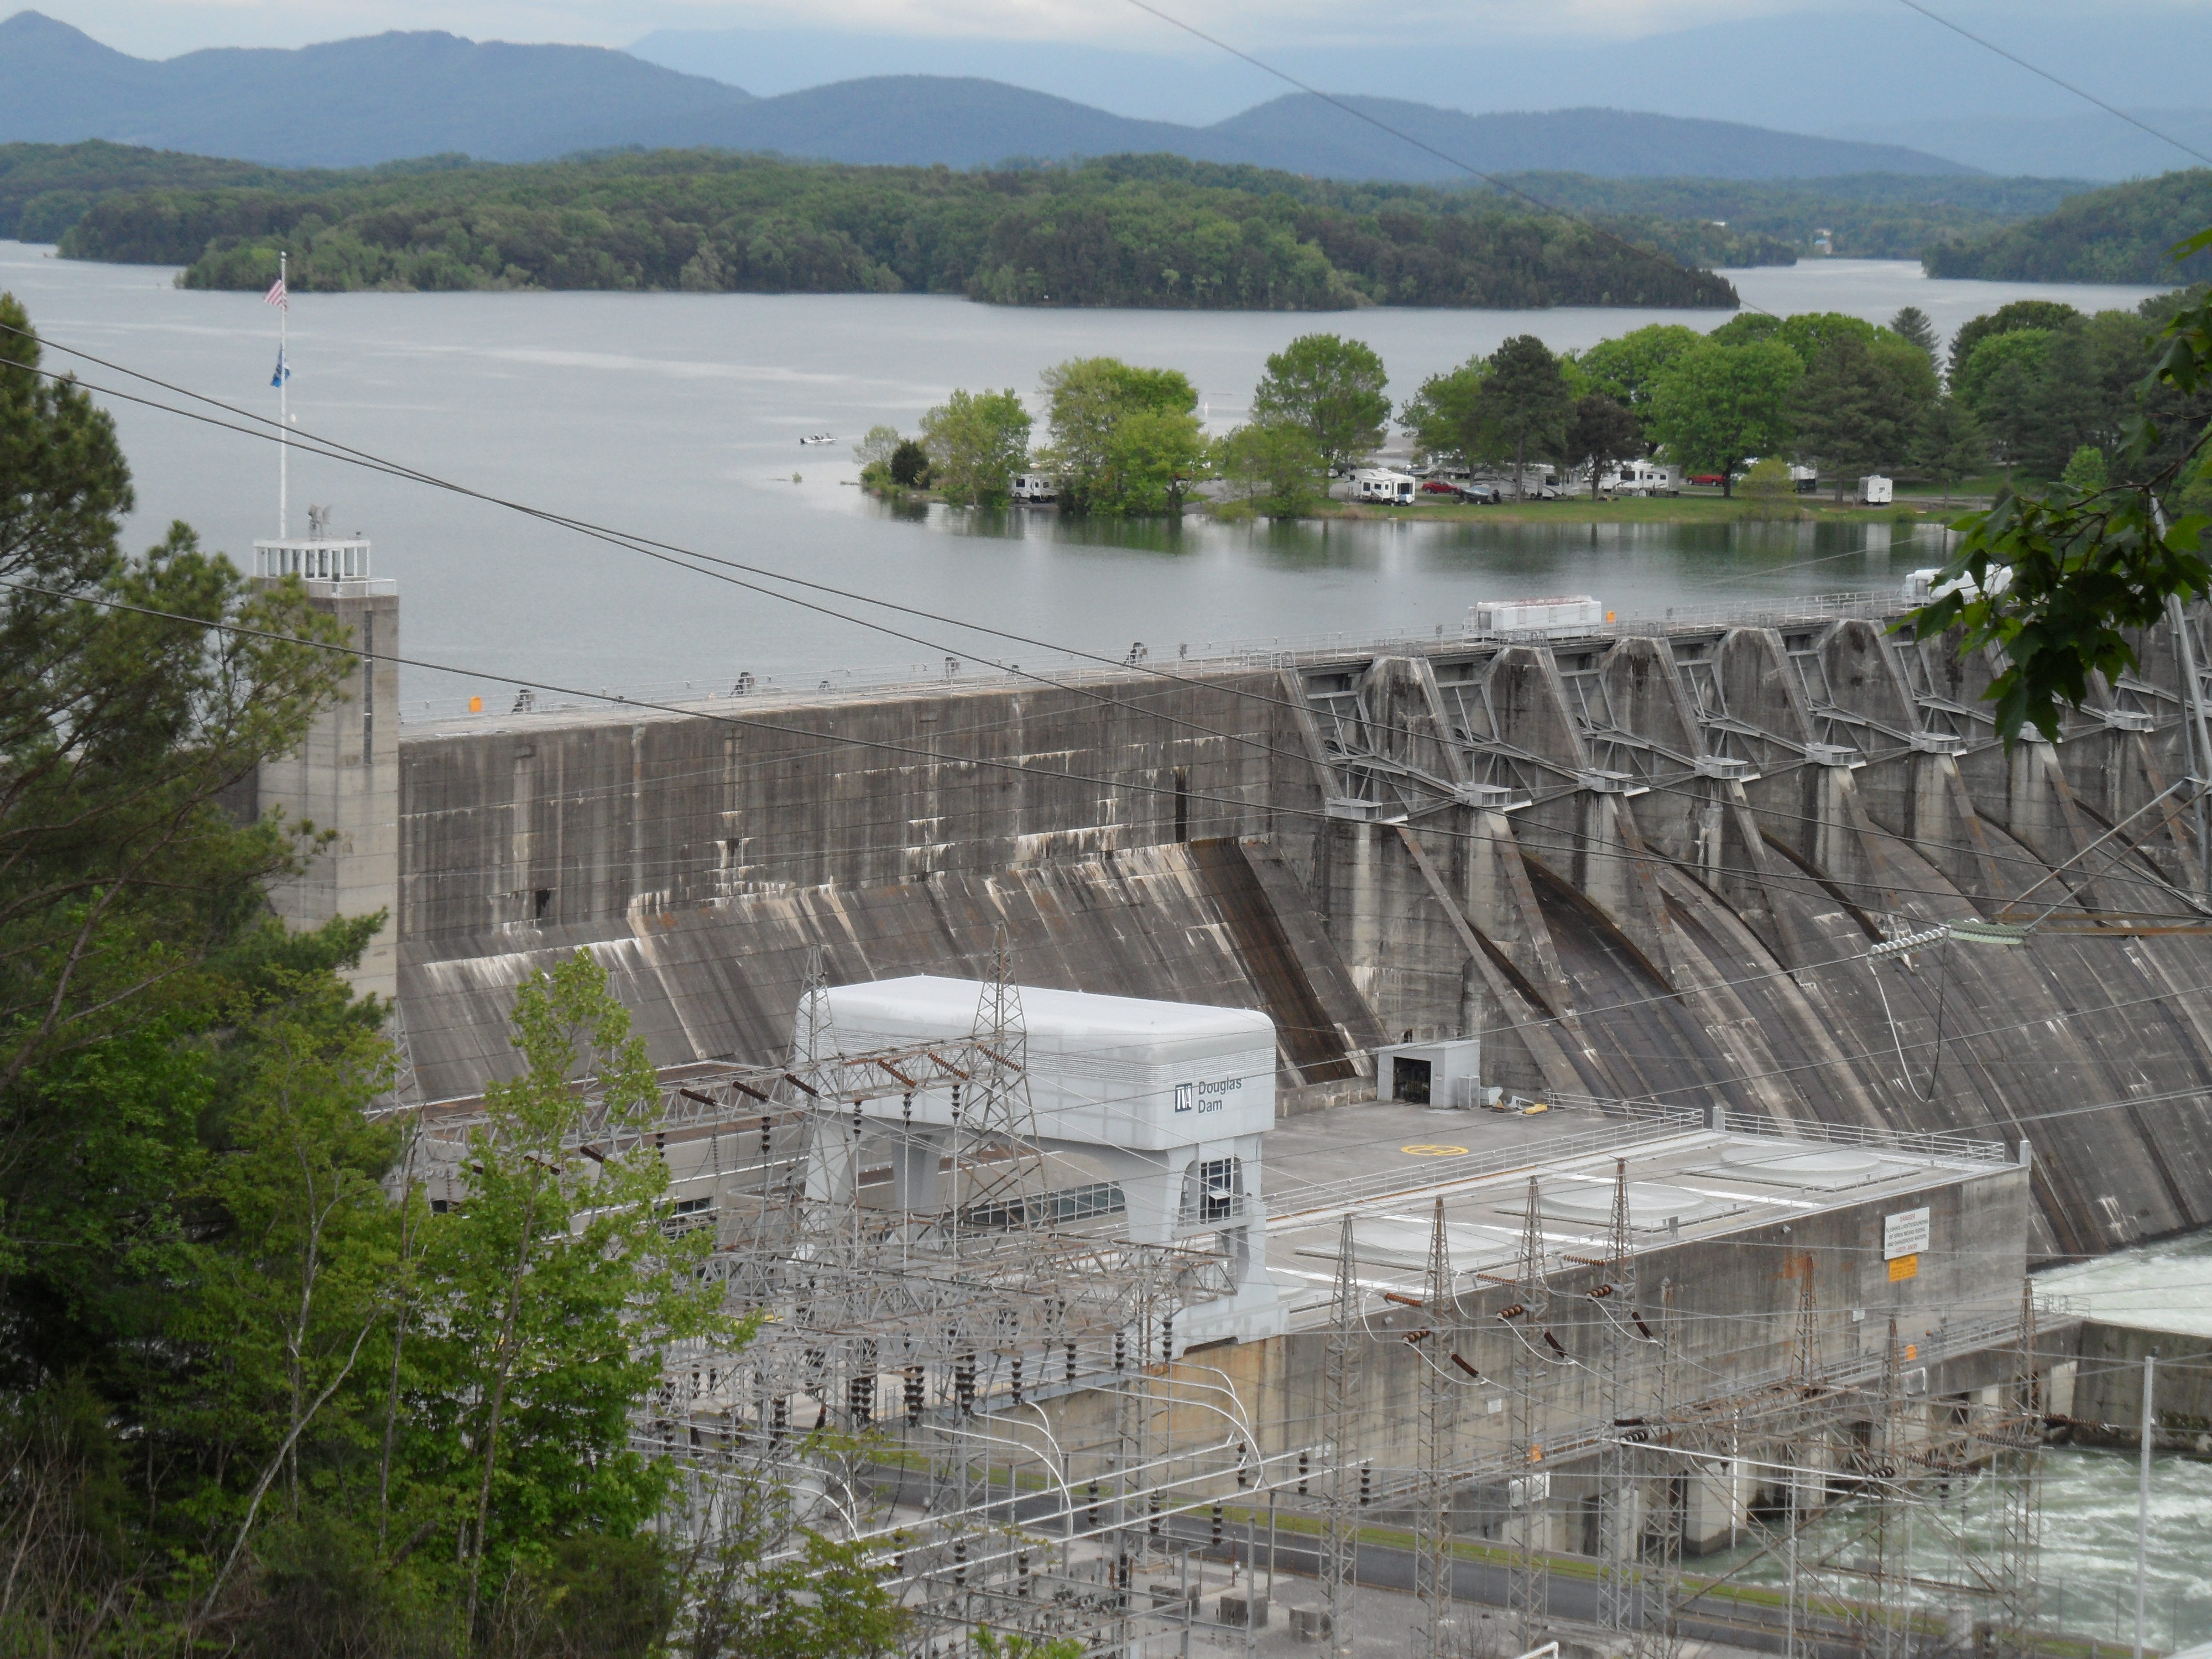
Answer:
[36, 0, 2205, 65]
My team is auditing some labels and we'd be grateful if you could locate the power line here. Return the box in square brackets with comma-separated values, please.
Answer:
[1118, 0, 1779, 318]
[31, 343, 2201, 930]
[1892, 0, 2212, 170]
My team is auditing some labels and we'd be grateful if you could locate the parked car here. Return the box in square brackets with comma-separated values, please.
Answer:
[1420, 478, 1460, 494]
[1687, 472, 1729, 487]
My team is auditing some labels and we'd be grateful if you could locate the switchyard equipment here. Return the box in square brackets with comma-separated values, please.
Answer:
[399, 953, 2069, 1658]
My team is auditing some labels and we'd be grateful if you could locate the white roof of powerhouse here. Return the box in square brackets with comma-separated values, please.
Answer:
[818, 976, 1274, 1063]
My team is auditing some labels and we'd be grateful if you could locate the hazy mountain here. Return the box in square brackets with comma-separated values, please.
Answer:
[0, 9, 1972, 181]
[634, 7, 2212, 169]
[1201, 97, 1971, 182]
[1826, 109, 2212, 184]
[0, 10, 757, 167]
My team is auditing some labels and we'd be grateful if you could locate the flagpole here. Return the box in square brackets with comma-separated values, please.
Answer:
[278, 249, 288, 539]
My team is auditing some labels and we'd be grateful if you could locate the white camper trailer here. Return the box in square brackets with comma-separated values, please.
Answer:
[1009, 472, 1057, 503]
[1350, 468, 1418, 504]
[1598, 460, 1681, 496]
[1858, 474, 1894, 505]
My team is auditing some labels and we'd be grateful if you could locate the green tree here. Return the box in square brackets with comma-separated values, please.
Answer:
[1890, 305, 1939, 363]
[1213, 422, 1326, 516]
[1562, 393, 1643, 500]
[1947, 299, 2081, 385]
[1910, 395, 1987, 504]
[1646, 337, 1804, 497]
[1789, 329, 1938, 498]
[888, 439, 930, 488]
[403, 949, 737, 1631]
[0, 292, 361, 1391]
[1249, 333, 1390, 476]
[1956, 330, 2054, 471]
[1038, 357, 1204, 514]
[2061, 444, 2110, 491]
[1908, 231, 2212, 744]
[920, 388, 1031, 507]
[1571, 323, 1703, 412]
[852, 424, 900, 482]
[1473, 334, 1573, 500]
[164, 970, 400, 1611]
[1398, 357, 1487, 473]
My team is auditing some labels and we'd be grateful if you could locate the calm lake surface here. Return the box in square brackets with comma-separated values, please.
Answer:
[0, 243, 2170, 708]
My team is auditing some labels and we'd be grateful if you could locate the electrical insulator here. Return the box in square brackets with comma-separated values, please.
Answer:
[953, 1537, 967, 1588]
[1298, 1449, 1309, 1495]
[1086, 1480, 1100, 1532]
[954, 1355, 975, 1415]
[847, 1372, 873, 1426]
[1065, 1340, 1077, 1383]
[1010, 1354, 1024, 1407]
[904, 1366, 924, 1423]
[1359, 1463, 1373, 1507]
[1211, 1504, 1223, 1548]
[1018, 1552, 1031, 1597]
[1114, 1332, 1125, 1372]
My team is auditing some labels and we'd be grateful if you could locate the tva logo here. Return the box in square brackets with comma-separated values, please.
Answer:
[1173, 1082, 1194, 1113]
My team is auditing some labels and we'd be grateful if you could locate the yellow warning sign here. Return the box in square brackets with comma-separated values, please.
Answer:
[1401, 1144, 1469, 1156]
[1888, 1253, 1920, 1282]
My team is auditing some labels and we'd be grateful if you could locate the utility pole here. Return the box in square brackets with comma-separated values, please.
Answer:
[2136, 1348, 2157, 1659]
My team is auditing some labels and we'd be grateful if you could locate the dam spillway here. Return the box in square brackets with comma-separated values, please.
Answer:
[293, 579, 2212, 1267]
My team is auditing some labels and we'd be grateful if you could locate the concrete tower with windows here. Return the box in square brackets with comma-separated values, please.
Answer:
[249, 521, 400, 1005]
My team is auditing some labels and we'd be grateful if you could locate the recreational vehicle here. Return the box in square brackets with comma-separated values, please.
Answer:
[1350, 468, 1418, 504]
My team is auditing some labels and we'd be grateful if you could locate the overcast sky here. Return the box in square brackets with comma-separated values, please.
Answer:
[24, 0, 2198, 59]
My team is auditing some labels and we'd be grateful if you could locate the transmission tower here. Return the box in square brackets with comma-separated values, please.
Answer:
[1415, 1196, 1460, 1659]
[1994, 1279, 2044, 1655]
[1503, 1175, 1553, 1650]
[1594, 1160, 1646, 1639]
[1319, 1211, 1362, 1655]
[943, 924, 1045, 1246]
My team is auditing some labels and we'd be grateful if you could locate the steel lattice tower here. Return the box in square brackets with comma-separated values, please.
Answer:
[1319, 1211, 1362, 1655]
[1415, 1196, 1460, 1659]
[1994, 1279, 2044, 1655]
[1594, 1160, 1647, 1639]
[1503, 1175, 1552, 1650]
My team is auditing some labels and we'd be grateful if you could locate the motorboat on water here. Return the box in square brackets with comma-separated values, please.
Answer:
[799, 432, 836, 446]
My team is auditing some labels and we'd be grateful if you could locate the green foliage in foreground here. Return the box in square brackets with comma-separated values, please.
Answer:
[1909, 229, 2212, 744]
[1923, 168, 2212, 284]
[55, 149, 1738, 310]
[0, 289, 893, 1655]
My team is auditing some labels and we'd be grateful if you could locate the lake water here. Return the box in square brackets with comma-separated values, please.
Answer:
[0, 243, 2171, 707]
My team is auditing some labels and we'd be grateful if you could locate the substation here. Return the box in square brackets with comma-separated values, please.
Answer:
[243, 533, 2212, 1656]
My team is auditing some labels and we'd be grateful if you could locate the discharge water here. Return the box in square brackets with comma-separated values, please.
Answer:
[0, 242, 2169, 705]
[1706, 1228, 2212, 1652]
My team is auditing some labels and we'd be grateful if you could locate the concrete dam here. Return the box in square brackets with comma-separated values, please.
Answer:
[259, 544, 2212, 1270]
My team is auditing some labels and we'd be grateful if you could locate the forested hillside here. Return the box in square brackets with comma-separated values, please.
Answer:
[1923, 168, 2212, 284]
[58, 149, 1743, 309]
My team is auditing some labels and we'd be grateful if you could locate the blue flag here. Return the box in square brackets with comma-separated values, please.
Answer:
[271, 347, 289, 388]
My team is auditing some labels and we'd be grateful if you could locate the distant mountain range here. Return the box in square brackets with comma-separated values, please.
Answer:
[1827, 109, 2212, 185]
[633, 9, 2212, 178]
[0, 10, 1974, 181]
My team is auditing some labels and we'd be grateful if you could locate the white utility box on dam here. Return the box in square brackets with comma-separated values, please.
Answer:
[804, 976, 1288, 1350]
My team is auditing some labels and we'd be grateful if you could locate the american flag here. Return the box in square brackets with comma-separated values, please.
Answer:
[263, 275, 288, 309]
